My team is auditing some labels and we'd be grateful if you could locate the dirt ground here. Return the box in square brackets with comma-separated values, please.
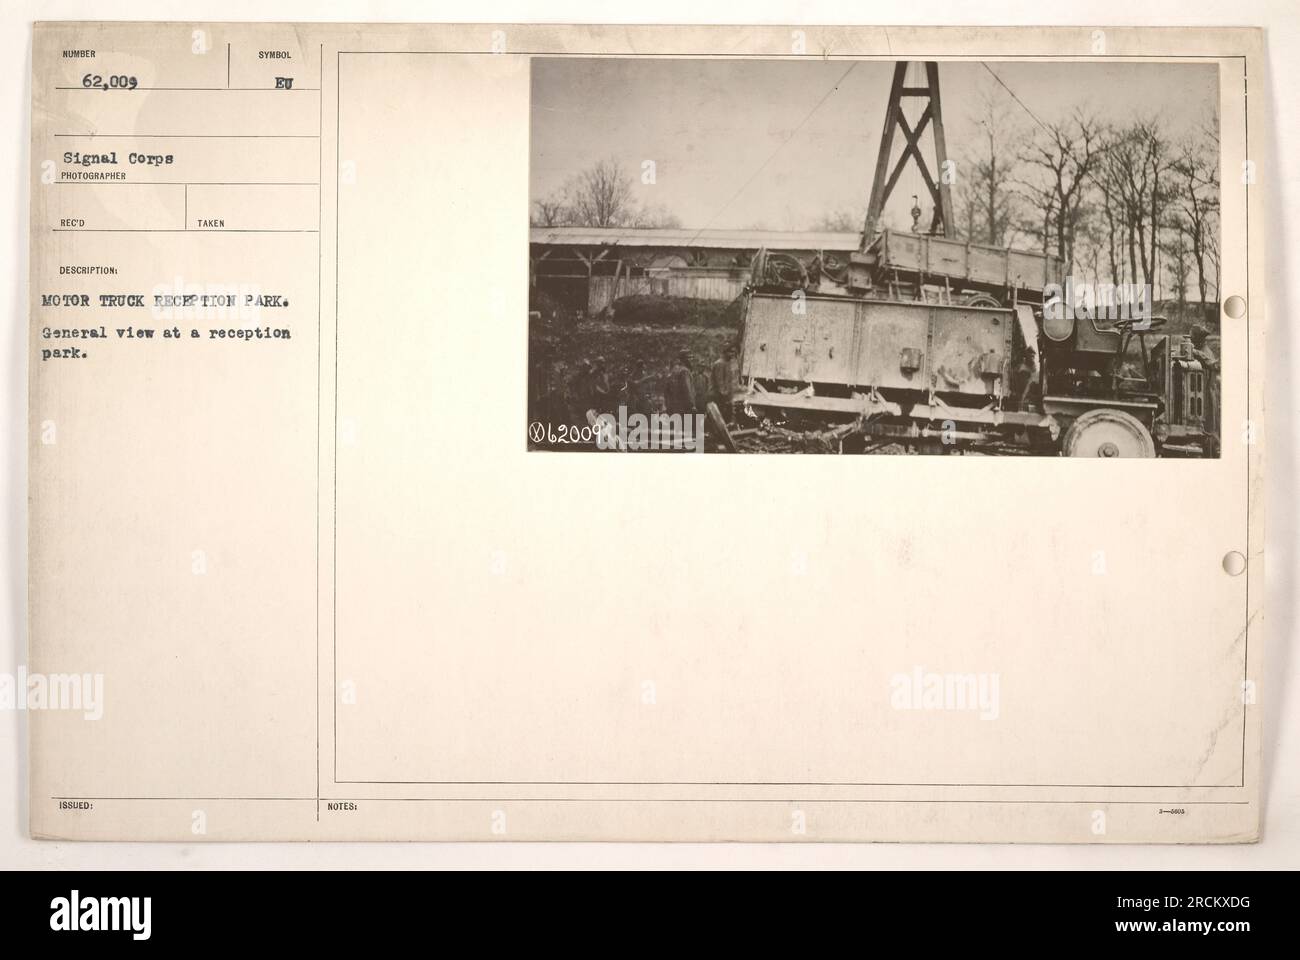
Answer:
[528, 294, 741, 448]
[526, 292, 966, 454]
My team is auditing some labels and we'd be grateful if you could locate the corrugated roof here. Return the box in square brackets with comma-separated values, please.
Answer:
[530, 226, 862, 251]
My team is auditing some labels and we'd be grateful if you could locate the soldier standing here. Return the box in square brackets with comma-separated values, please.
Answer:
[589, 355, 611, 416]
[568, 358, 594, 426]
[1190, 324, 1220, 455]
[806, 254, 823, 293]
[624, 359, 654, 418]
[666, 349, 697, 416]
[710, 346, 739, 421]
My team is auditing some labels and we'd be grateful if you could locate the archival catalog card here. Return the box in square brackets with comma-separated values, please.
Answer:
[27, 22, 1266, 842]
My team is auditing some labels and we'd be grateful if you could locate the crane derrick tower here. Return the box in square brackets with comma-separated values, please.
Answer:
[862, 61, 955, 244]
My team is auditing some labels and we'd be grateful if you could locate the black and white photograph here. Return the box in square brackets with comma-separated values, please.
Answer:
[529, 57, 1223, 456]
[1, 2, 1292, 938]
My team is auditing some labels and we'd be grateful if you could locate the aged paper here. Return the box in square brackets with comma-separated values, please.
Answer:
[28, 22, 1265, 841]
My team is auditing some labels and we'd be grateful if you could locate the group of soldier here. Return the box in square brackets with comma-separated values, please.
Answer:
[566, 346, 740, 427]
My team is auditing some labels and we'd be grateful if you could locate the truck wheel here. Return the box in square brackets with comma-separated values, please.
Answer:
[1060, 408, 1155, 458]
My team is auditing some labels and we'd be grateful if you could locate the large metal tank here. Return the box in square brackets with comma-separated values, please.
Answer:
[739, 292, 1012, 401]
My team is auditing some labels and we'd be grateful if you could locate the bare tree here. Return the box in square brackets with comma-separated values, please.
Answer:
[531, 195, 569, 227]
[1204, 217, 1221, 304]
[543, 157, 690, 230]
[1017, 110, 1106, 272]
[632, 203, 684, 229]
[809, 209, 861, 232]
[563, 157, 636, 228]
[1171, 135, 1220, 306]
[1011, 177, 1058, 260]
[1103, 131, 1140, 285]
[1163, 220, 1192, 314]
[1143, 122, 1174, 297]
[962, 90, 1021, 247]
[1088, 128, 1124, 286]
[1094, 120, 1171, 291]
[956, 175, 977, 239]
[1072, 193, 1110, 287]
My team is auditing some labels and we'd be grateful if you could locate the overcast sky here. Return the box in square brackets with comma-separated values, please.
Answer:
[530, 58, 1220, 232]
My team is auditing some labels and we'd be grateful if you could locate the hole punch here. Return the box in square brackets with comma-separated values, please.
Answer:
[1224, 295, 1246, 319]
[1222, 551, 1246, 576]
